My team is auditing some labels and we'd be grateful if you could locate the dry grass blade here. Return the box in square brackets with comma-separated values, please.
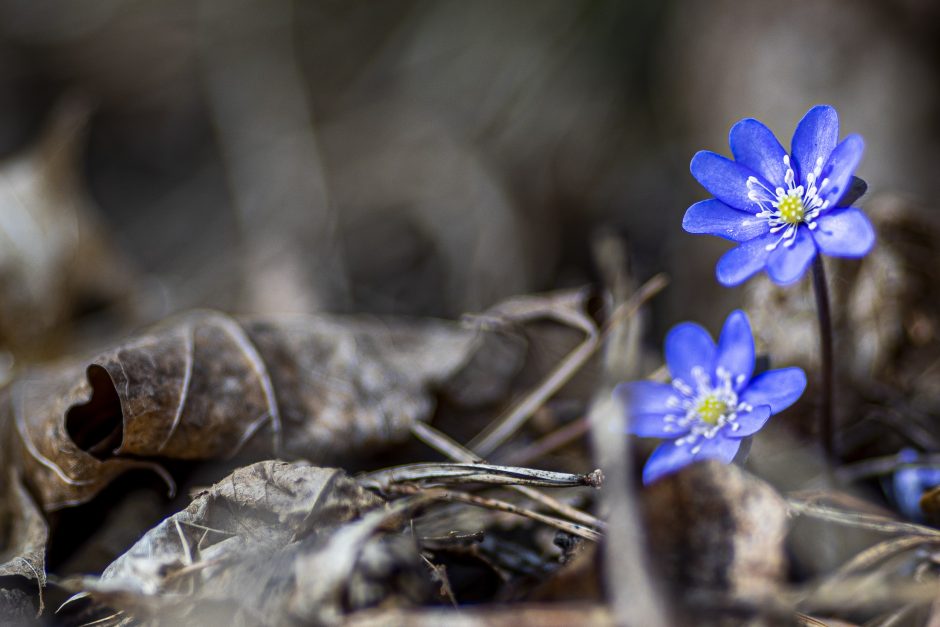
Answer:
[410, 422, 605, 529]
[78, 611, 125, 627]
[467, 292, 599, 457]
[869, 603, 922, 627]
[589, 235, 669, 627]
[393, 485, 602, 542]
[462, 287, 598, 335]
[836, 453, 940, 483]
[412, 421, 482, 464]
[419, 554, 457, 608]
[501, 415, 591, 467]
[788, 499, 940, 537]
[794, 575, 939, 611]
[359, 462, 601, 490]
[835, 535, 940, 577]
[468, 274, 668, 457]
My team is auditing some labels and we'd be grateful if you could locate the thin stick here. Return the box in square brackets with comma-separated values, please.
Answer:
[469, 273, 669, 457]
[501, 415, 591, 467]
[412, 421, 480, 463]
[419, 554, 458, 608]
[836, 453, 940, 483]
[788, 499, 940, 537]
[393, 485, 602, 542]
[833, 535, 940, 577]
[79, 613, 125, 627]
[811, 256, 835, 462]
[468, 318, 598, 457]
[359, 462, 600, 490]
[590, 233, 670, 627]
[410, 422, 605, 530]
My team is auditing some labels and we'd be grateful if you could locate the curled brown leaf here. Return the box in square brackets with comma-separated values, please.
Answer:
[4, 309, 523, 511]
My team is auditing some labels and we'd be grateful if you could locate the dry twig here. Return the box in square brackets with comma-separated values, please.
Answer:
[410, 421, 605, 530]
[389, 484, 602, 542]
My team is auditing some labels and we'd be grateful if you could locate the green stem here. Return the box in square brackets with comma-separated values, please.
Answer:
[811, 256, 835, 462]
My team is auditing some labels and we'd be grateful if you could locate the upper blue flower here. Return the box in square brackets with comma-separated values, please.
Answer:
[615, 310, 807, 485]
[683, 105, 875, 286]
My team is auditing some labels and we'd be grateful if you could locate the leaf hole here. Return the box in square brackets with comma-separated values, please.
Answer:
[66, 365, 124, 460]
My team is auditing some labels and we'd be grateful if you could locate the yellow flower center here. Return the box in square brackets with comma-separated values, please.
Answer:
[777, 193, 805, 224]
[696, 395, 728, 425]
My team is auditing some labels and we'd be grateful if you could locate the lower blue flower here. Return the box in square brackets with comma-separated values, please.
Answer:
[614, 310, 807, 484]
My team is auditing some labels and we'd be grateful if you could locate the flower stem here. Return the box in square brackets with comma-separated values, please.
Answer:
[811, 256, 835, 462]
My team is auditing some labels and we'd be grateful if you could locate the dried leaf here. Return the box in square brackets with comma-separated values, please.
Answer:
[68, 461, 424, 625]
[0, 589, 37, 627]
[0, 469, 48, 617]
[4, 309, 522, 510]
[94, 461, 380, 592]
[288, 503, 427, 624]
[526, 540, 601, 603]
[921, 485, 940, 521]
[0, 470, 48, 586]
[0, 98, 130, 355]
[642, 461, 789, 607]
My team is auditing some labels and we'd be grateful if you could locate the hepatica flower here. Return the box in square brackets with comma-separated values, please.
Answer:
[889, 448, 940, 522]
[683, 105, 875, 286]
[615, 310, 806, 484]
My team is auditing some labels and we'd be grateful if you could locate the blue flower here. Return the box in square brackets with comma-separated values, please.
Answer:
[683, 105, 875, 286]
[615, 310, 806, 485]
[889, 448, 940, 522]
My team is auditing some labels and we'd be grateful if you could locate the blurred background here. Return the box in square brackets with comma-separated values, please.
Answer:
[6, 5, 940, 619]
[0, 0, 937, 361]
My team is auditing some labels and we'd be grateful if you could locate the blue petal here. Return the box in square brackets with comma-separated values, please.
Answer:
[715, 310, 754, 387]
[893, 465, 928, 521]
[715, 232, 775, 286]
[740, 367, 807, 414]
[791, 105, 839, 183]
[642, 441, 694, 484]
[690, 151, 762, 213]
[729, 118, 789, 189]
[898, 448, 919, 464]
[642, 437, 741, 485]
[665, 322, 716, 387]
[683, 199, 770, 242]
[811, 207, 875, 258]
[914, 467, 940, 487]
[631, 413, 690, 438]
[889, 450, 940, 523]
[694, 434, 742, 463]
[819, 135, 864, 205]
[727, 405, 772, 438]
[614, 381, 677, 415]
[766, 226, 817, 285]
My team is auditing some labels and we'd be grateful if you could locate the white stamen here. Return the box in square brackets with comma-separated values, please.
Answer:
[665, 366, 753, 451]
[746, 154, 833, 250]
